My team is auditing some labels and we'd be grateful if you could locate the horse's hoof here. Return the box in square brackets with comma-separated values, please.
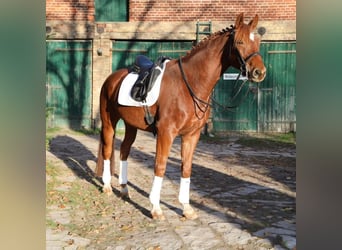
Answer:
[183, 210, 198, 220]
[120, 186, 129, 199]
[183, 204, 198, 220]
[151, 209, 165, 220]
[152, 212, 166, 220]
[103, 184, 113, 196]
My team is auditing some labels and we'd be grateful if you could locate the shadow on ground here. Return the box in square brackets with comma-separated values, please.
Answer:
[48, 130, 295, 245]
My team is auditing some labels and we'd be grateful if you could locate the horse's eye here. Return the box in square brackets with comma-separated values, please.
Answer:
[236, 41, 243, 45]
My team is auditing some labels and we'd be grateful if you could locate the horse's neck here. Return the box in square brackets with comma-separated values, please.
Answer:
[182, 35, 230, 100]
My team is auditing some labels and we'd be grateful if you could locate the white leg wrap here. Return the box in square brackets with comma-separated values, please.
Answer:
[102, 159, 111, 185]
[149, 176, 163, 205]
[179, 177, 191, 204]
[119, 160, 128, 185]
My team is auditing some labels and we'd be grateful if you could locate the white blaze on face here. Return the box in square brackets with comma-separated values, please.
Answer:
[250, 32, 255, 41]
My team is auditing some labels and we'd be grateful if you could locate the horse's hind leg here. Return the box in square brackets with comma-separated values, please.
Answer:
[118, 123, 137, 198]
[96, 102, 119, 195]
[99, 124, 115, 195]
[96, 131, 114, 194]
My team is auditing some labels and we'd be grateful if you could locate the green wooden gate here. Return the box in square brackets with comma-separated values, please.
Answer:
[212, 42, 296, 133]
[95, 0, 128, 22]
[112, 40, 193, 71]
[46, 40, 92, 129]
[258, 42, 296, 132]
[111, 40, 193, 129]
[212, 66, 259, 131]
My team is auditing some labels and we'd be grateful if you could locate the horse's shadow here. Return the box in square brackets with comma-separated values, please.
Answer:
[48, 135, 101, 188]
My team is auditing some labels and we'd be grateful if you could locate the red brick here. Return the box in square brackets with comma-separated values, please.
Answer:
[47, 0, 296, 21]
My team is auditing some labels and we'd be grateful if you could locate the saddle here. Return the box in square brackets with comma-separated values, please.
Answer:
[130, 55, 170, 102]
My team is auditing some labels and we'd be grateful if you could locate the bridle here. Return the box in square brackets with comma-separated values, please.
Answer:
[227, 26, 261, 77]
[178, 26, 261, 115]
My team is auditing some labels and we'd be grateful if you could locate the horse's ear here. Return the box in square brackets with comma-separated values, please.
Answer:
[248, 14, 259, 31]
[235, 13, 244, 29]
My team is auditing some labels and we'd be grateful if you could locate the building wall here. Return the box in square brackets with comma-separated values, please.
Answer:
[46, 0, 95, 21]
[46, 0, 296, 129]
[129, 0, 296, 21]
[46, 0, 296, 22]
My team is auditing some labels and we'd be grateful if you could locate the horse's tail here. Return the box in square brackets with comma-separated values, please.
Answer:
[95, 69, 125, 178]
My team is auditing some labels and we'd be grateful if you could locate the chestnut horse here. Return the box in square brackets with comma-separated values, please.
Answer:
[96, 13, 266, 220]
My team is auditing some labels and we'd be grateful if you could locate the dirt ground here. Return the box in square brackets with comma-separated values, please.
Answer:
[46, 129, 296, 250]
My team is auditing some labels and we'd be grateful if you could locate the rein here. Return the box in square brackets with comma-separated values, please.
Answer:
[178, 58, 211, 118]
[178, 27, 259, 115]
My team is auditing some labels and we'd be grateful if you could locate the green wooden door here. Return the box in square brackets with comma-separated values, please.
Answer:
[212, 67, 259, 132]
[112, 40, 193, 129]
[112, 40, 193, 71]
[95, 0, 128, 21]
[212, 42, 296, 133]
[258, 42, 296, 132]
[46, 40, 92, 129]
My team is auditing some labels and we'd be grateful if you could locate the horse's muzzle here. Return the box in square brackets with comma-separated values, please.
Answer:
[249, 67, 266, 83]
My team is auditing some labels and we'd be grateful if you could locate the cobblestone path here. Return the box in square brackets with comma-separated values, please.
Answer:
[46, 130, 296, 250]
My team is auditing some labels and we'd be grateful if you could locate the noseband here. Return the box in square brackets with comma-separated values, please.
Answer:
[228, 27, 261, 77]
[236, 50, 261, 77]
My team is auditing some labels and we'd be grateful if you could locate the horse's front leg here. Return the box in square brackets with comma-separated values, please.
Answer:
[179, 131, 201, 220]
[149, 130, 175, 220]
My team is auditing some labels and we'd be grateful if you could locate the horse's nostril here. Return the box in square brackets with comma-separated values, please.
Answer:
[253, 69, 261, 77]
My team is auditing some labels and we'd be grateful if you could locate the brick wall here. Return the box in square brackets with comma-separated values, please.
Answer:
[46, 0, 95, 21]
[46, 0, 295, 22]
[129, 0, 296, 21]
[46, 0, 296, 129]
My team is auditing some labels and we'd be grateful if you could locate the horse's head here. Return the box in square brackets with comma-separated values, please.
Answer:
[230, 13, 266, 83]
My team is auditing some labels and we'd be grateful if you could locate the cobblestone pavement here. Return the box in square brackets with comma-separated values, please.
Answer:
[46, 129, 296, 250]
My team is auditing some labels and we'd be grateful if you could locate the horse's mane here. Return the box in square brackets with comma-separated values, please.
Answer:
[184, 25, 235, 58]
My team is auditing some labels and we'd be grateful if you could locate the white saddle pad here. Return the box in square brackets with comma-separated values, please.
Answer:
[118, 60, 169, 107]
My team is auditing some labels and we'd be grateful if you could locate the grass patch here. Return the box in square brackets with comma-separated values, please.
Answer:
[46, 219, 59, 228]
[46, 163, 64, 206]
[236, 132, 296, 149]
[200, 131, 296, 149]
[46, 162, 61, 182]
[265, 132, 296, 144]
[199, 133, 230, 144]
[46, 127, 61, 150]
